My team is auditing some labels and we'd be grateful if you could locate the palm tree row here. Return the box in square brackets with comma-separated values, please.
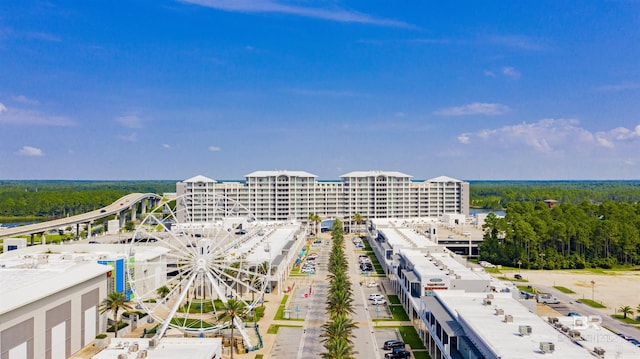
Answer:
[321, 219, 358, 359]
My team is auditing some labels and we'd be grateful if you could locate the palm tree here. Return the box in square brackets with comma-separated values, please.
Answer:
[156, 285, 170, 303]
[326, 289, 355, 318]
[308, 212, 321, 235]
[619, 305, 634, 319]
[218, 299, 248, 359]
[321, 337, 358, 359]
[352, 213, 364, 236]
[320, 314, 357, 344]
[99, 291, 132, 338]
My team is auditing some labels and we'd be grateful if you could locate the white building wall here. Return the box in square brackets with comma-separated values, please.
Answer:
[176, 171, 470, 228]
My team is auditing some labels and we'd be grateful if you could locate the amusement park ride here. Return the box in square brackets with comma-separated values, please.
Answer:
[127, 193, 270, 347]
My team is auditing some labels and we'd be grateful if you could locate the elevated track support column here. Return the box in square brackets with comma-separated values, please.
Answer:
[131, 204, 137, 221]
[119, 210, 126, 228]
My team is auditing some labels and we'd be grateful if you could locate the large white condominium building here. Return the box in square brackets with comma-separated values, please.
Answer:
[176, 170, 469, 226]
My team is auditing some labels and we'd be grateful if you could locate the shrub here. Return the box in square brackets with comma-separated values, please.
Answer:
[95, 333, 108, 339]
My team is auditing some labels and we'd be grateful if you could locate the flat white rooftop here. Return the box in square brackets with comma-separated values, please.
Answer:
[401, 249, 486, 281]
[0, 260, 110, 315]
[550, 316, 640, 358]
[92, 338, 222, 359]
[244, 224, 300, 264]
[435, 290, 593, 359]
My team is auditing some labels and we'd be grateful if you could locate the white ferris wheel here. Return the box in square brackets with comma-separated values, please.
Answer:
[127, 193, 269, 341]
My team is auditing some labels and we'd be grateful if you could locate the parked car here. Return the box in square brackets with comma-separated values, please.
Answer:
[366, 281, 378, 287]
[514, 274, 523, 280]
[536, 293, 560, 304]
[369, 294, 384, 300]
[372, 298, 387, 305]
[382, 340, 405, 350]
[385, 349, 411, 358]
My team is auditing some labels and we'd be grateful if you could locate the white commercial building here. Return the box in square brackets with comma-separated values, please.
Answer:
[91, 337, 222, 359]
[421, 290, 640, 359]
[0, 256, 110, 359]
[176, 171, 469, 230]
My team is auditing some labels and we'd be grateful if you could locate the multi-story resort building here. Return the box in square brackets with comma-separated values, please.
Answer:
[175, 170, 470, 229]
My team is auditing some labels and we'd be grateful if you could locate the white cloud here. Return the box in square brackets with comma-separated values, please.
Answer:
[486, 35, 546, 51]
[162, 144, 171, 149]
[394, 112, 406, 118]
[434, 102, 510, 116]
[457, 133, 470, 144]
[0, 105, 74, 126]
[209, 146, 221, 152]
[179, 0, 413, 28]
[457, 119, 640, 154]
[502, 67, 521, 79]
[118, 133, 138, 142]
[11, 95, 39, 104]
[115, 114, 144, 128]
[17, 146, 43, 157]
[597, 83, 640, 92]
[483, 70, 496, 77]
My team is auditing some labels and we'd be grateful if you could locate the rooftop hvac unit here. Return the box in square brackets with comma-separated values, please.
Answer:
[504, 314, 513, 323]
[482, 298, 492, 306]
[518, 325, 532, 336]
[137, 350, 148, 359]
[593, 347, 606, 356]
[117, 354, 128, 359]
[129, 342, 139, 352]
[448, 269, 455, 275]
[568, 330, 581, 339]
[548, 317, 559, 324]
[539, 342, 555, 353]
[495, 308, 504, 315]
[486, 293, 494, 300]
[148, 339, 157, 348]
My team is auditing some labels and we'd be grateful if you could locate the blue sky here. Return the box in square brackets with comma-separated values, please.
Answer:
[1, 1, 639, 180]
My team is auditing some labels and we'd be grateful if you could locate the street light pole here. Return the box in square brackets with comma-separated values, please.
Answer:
[591, 280, 595, 301]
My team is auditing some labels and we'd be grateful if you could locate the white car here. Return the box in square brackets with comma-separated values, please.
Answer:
[371, 298, 386, 305]
[369, 294, 384, 300]
[366, 281, 378, 287]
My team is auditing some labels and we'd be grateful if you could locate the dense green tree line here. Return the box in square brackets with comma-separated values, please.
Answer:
[0, 181, 175, 218]
[470, 181, 640, 209]
[479, 201, 640, 269]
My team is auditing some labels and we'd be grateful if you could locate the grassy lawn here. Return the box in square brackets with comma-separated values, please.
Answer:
[413, 351, 432, 359]
[376, 325, 425, 350]
[274, 295, 288, 320]
[611, 314, 640, 325]
[389, 305, 410, 321]
[498, 276, 529, 283]
[266, 324, 303, 334]
[517, 285, 539, 294]
[578, 299, 606, 308]
[553, 286, 575, 294]
[169, 317, 214, 329]
[388, 295, 401, 305]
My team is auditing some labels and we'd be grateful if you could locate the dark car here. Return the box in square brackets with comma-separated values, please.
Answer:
[383, 340, 405, 350]
[385, 349, 411, 358]
[514, 274, 523, 280]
